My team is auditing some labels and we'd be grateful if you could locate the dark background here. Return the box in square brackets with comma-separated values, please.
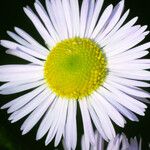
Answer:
[0, 0, 150, 149]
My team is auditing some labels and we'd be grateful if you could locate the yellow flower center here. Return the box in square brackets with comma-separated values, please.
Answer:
[44, 38, 107, 100]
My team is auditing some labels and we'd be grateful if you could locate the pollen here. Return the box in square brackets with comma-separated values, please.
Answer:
[44, 38, 107, 100]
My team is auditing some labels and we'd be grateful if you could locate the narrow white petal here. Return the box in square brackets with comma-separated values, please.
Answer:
[84, 0, 95, 37]
[62, 0, 73, 37]
[108, 51, 149, 64]
[91, 5, 113, 39]
[106, 80, 150, 99]
[21, 93, 55, 135]
[129, 59, 150, 64]
[96, 0, 125, 42]
[7, 85, 46, 113]
[1, 40, 46, 60]
[65, 100, 77, 150]
[36, 97, 58, 140]
[103, 16, 138, 46]
[106, 25, 147, 54]
[69, 0, 80, 36]
[103, 82, 145, 115]
[79, 0, 90, 37]
[93, 92, 126, 127]
[100, 87, 139, 121]
[71, 101, 77, 150]
[7, 31, 31, 49]
[88, 0, 104, 37]
[45, 99, 65, 145]
[93, 131, 104, 150]
[0, 65, 43, 73]
[109, 63, 150, 70]
[108, 74, 150, 88]
[7, 30, 47, 58]
[104, 25, 141, 49]
[116, 42, 150, 57]
[87, 100, 109, 141]
[14, 27, 49, 56]
[53, 0, 68, 39]
[6, 50, 44, 65]
[24, 7, 55, 47]
[0, 80, 44, 95]
[81, 135, 86, 150]
[34, 2, 60, 42]
[100, 9, 130, 46]
[0, 68, 43, 82]
[9, 88, 50, 123]
[55, 100, 68, 147]
[107, 35, 145, 57]
[79, 99, 95, 144]
[111, 70, 150, 81]
[0, 79, 41, 91]
[45, 0, 62, 40]
[89, 96, 116, 140]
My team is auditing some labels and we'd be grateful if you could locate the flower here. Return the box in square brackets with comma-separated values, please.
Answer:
[0, 0, 150, 149]
[81, 131, 142, 150]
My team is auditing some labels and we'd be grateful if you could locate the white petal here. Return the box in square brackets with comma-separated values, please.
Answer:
[9, 88, 50, 123]
[71, 101, 77, 150]
[109, 63, 150, 70]
[53, 0, 68, 39]
[84, 0, 95, 37]
[108, 74, 150, 88]
[103, 16, 138, 48]
[111, 70, 150, 81]
[14, 27, 49, 56]
[34, 2, 60, 42]
[89, 96, 116, 140]
[108, 51, 149, 64]
[7, 85, 46, 113]
[100, 87, 139, 121]
[87, 0, 104, 37]
[6, 49, 44, 65]
[103, 82, 146, 115]
[93, 92, 126, 127]
[79, 99, 95, 144]
[87, 100, 109, 141]
[91, 4, 113, 39]
[36, 97, 58, 140]
[79, 0, 90, 37]
[69, 0, 80, 36]
[1, 40, 46, 60]
[0, 65, 43, 73]
[45, 99, 65, 145]
[100, 9, 130, 46]
[62, 0, 73, 38]
[24, 7, 55, 47]
[0, 80, 44, 95]
[54, 100, 68, 147]
[7, 31, 48, 59]
[0, 79, 41, 91]
[106, 25, 147, 54]
[106, 80, 150, 99]
[106, 35, 146, 57]
[104, 25, 141, 49]
[45, 0, 63, 40]
[65, 100, 77, 150]
[0, 68, 43, 82]
[96, 0, 125, 42]
[21, 93, 55, 135]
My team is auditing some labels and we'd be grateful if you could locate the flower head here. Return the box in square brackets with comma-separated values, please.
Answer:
[81, 131, 142, 150]
[0, 0, 150, 149]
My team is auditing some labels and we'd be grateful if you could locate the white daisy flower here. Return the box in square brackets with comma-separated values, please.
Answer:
[0, 0, 150, 149]
[81, 131, 142, 150]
